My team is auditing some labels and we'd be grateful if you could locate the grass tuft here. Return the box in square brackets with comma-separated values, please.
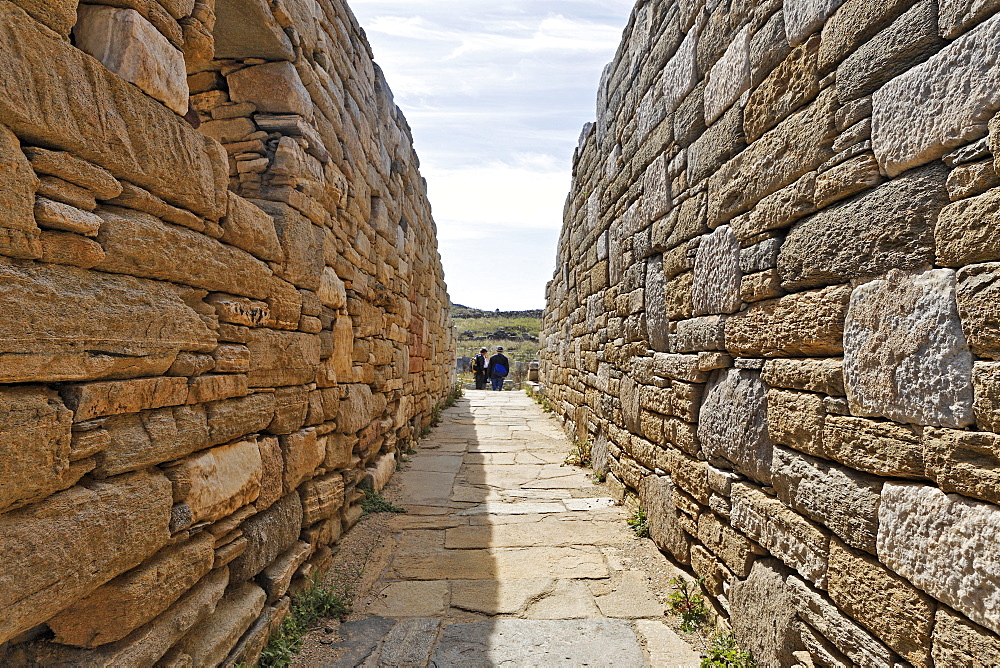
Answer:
[258, 576, 351, 668]
[701, 632, 757, 667]
[360, 485, 407, 515]
[564, 439, 592, 468]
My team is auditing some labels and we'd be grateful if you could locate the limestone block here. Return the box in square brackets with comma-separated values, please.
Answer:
[762, 358, 844, 395]
[750, 8, 792, 87]
[165, 581, 266, 666]
[698, 368, 773, 484]
[731, 481, 829, 586]
[643, 153, 671, 222]
[822, 415, 925, 478]
[300, 472, 346, 525]
[692, 225, 741, 316]
[48, 532, 215, 647]
[644, 255, 669, 352]
[878, 483, 1000, 634]
[697, 511, 755, 577]
[214, 0, 294, 60]
[256, 435, 283, 512]
[704, 25, 750, 125]
[38, 174, 97, 210]
[827, 539, 934, 666]
[186, 372, 247, 406]
[730, 171, 816, 242]
[74, 6, 189, 115]
[338, 383, 377, 434]
[871, 13, 1000, 176]
[837, 0, 945, 102]
[34, 197, 102, 236]
[788, 575, 900, 667]
[937, 187, 1000, 267]
[24, 146, 122, 200]
[222, 192, 283, 263]
[779, 163, 947, 291]
[651, 352, 709, 383]
[0, 258, 216, 383]
[366, 452, 396, 492]
[228, 61, 312, 118]
[254, 200, 324, 291]
[939, 0, 1000, 38]
[639, 475, 691, 564]
[767, 389, 826, 457]
[739, 237, 781, 275]
[92, 405, 208, 477]
[947, 159, 1000, 200]
[773, 445, 882, 553]
[726, 284, 851, 357]
[280, 428, 324, 493]
[39, 229, 106, 268]
[844, 269, 974, 428]
[0, 3, 227, 219]
[729, 559, 801, 667]
[813, 152, 883, 209]
[165, 439, 263, 523]
[745, 34, 821, 143]
[0, 123, 40, 254]
[0, 386, 74, 514]
[63, 376, 189, 421]
[957, 263, 1000, 361]
[246, 329, 320, 387]
[924, 428, 1000, 505]
[228, 492, 303, 581]
[932, 606, 1000, 667]
[661, 28, 699, 113]
[259, 541, 312, 604]
[0, 470, 172, 644]
[663, 446, 710, 504]
[708, 89, 837, 227]
[4, 567, 229, 667]
[974, 362, 1000, 430]
[784, 0, 847, 46]
[674, 314, 727, 352]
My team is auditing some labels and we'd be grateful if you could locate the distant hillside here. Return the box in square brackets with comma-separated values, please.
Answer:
[449, 304, 542, 365]
[452, 304, 544, 319]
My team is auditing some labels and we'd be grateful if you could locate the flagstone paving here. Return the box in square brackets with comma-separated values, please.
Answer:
[300, 390, 704, 667]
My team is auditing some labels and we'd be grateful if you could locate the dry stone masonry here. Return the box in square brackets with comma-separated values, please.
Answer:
[541, 0, 1000, 665]
[0, 0, 454, 664]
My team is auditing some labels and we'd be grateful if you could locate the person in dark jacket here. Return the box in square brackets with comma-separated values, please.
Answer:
[486, 346, 510, 391]
[472, 347, 489, 390]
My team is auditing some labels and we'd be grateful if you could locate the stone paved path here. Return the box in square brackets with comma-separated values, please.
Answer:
[312, 390, 703, 667]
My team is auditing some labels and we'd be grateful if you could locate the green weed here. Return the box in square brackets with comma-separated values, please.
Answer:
[564, 439, 593, 468]
[668, 576, 708, 633]
[592, 470, 607, 483]
[360, 485, 406, 515]
[258, 576, 351, 667]
[701, 632, 757, 668]
[627, 504, 649, 538]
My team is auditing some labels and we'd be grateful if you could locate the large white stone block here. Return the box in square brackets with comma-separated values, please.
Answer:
[938, 0, 1000, 39]
[643, 153, 671, 224]
[872, 13, 1000, 176]
[698, 368, 773, 483]
[784, 0, 847, 46]
[704, 25, 751, 125]
[74, 6, 189, 116]
[844, 269, 975, 428]
[661, 28, 699, 113]
[878, 483, 1000, 634]
[692, 225, 741, 316]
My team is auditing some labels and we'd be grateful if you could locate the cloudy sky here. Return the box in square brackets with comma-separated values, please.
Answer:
[349, 0, 634, 310]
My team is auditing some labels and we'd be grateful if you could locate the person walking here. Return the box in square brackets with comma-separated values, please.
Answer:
[487, 346, 510, 391]
[472, 347, 489, 390]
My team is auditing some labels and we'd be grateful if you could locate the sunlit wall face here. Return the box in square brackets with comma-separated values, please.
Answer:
[349, 1, 635, 310]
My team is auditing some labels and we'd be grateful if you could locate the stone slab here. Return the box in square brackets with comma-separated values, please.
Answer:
[366, 581, 449, 618]
[698, 368, 773, 484]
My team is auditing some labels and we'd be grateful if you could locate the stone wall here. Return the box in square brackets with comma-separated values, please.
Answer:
[541, 0, 1000, 665]
[0, 0, 454, 664]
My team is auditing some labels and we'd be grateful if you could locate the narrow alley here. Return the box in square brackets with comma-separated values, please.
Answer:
[302, 390, 704, 667]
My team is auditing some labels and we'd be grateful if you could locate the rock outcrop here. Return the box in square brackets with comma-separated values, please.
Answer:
[541, 0, 1000, 664]
[0, 0, 454, 664]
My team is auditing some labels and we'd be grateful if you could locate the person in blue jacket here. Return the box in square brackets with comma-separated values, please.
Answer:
[486, 346, 510, 391]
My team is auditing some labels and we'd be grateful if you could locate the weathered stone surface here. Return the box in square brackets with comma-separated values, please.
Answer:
[692, 225, 741, 315]
[0, 258, 216, 383]
[254, 200, 324, 291]
[228, 61, 312, 118]
[779, 163, 947, 290]
[785, 0, 847, 46]
[731, 481, 830, 586]
[925, 427, 1000, 506]
[879, 483, 1000, 634]
[939, 0, 1000, 38]
[23, 146, 122, 200]
[165, 581, 266, 667]
[280, 428, 324, 493]
[247, 329, 320, 387]
[698, 368, 773, 484]
[228, 492, 303, 582]
[762, 358, 844, 395]
[644, 255, 669, 352]
[74, 6, 189, 116]
[937, 187, 1000, 267]
[96, 208, 273, 300]
[222, 192, 283, 263]
[0, 130, 41, 251]
[0, 2, 227, 218]
[767, 389, 827, 457]
[92, 404, 209, 477]
[300, 472, 345, 525]
[871, 13, 1000, 176]
[708, 89, 837, 227]
[214, 0, 295, 60]
[974, 361, 1000, 431]
[828, 538, 935, 665]
[822, 415, 925, 478]
[844, 269, 974, 428]
[47, 532, 216, 647]
[63, 376, 189, 421]
[165, 440, 263, 523]
[661, 28, 699, 112]
[932, 606, 1000, 667]
[639, 474, 691, 564]
[812, 152, 882, 209]
[947, 158, 1000, 200]
[773, 445, 882, 553]
[0, 386, 73, 513]
[674, 314, 727, 352]
[704, 25, 750, 125]
[745, 34, 821, 142]
[725, 284, 851, 357]
[34, 197, 103, 236]
[39, 230, 106, 268]
[0, 471, 172, 644]
[697, 511, 755, 577]
[788, 575, 900, 667]
[837, 0, 945, 102]
[729, 559, 801, 667]
[957, 262, 1000, 361]
[259, 541, 312, 604]
[338, 383, 378, 434]
[818, 0, 914, 72]
[730, 171, 816, 242]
